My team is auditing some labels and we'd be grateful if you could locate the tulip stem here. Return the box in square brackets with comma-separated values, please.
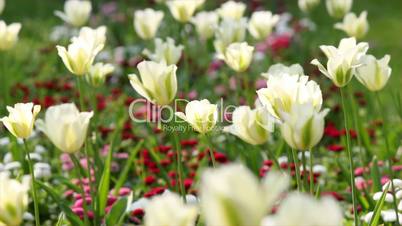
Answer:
[203, 134, 217, 168]
[340, 88, 359, 226]
[76, 76, 86, 111]
[23, 139, 40, 226]
[301, 150, 308, 192]
[309, 150, 314, 195]
[291, 148, 301, 192]
[172, 126, 186, 201]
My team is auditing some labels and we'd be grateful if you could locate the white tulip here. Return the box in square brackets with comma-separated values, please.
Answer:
[175, 99, 217, 134]
[143, 37, 183, 65]
[248, 11, 280, 40]
[134, 8, 164, 40]
[298, 0, 320, 13]
[0, 0, 5, 15]
[85, 63, 114, 87]
[0, 21, 21, 51]
[355, 54, 391, 92]
[224, 106, 274, 145]
[217, 1, 246, 21]
[55, 0, 92, 27]
[221, 42, 254, 72]
[335, 11, 369, 39]
[191, 11, 219, 40]
[311, 37, 369, 87]
[128, 61, 177, 106]
[166, 0, 198, 23]
[73, 26, 107, 54]
[36, 103, 93, 154]
[326, 0, 352, 19]
[261, 63, 304, 79]
[214, 18, 247, 56]
[144, 192, 197, 226]
[1, 103, 41, 139]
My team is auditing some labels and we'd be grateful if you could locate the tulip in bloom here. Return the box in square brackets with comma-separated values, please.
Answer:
[175, 99, 217, 134]
[0, 21, 21, 51]
[214, 18, 247, 56]
[298, 0, 320, 13]
[335, 11, 369, 39]
[248, 11, 280, 40]
[224, 106, 274, 145]
[144, 192, 197, 226]
[0, 0, 4, 15]
[261, 63, 304, 79]
[73, 26, 107, 54]
[128, 61, 177, 106]
[0, 173, 29, 226]
[355, 54, 391, 91]
[85, 63, 114, 87]
[217, 1, 246, 21]
[134, 8, 164, 40]
[143, 37, 183, 65]
[311, 37, 369, 87]
[191, 11, 219, 40]
[221, 42, 254, 72]
[1, 103, 41, 139]
[326, 0, 352, 19]
[166, 0, 198, 23]
[55, 0, 92, 27]
[36, 103, 93, 154]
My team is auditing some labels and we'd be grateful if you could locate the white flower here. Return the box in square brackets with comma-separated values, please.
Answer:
[175, 99, 217, 134]
[34, 163, 51, 179]
[55, 0, 92, 27]
[72, 26, 107, 54]
[335, 11, 369, 39]
[166, 0, 198, 23]
[128, 61, 177, 106]
[1, 103, 41, 139]
[261, 63, 304, 79]
[311, 37, 369, 87]
[36, 103, 93, 154]
[326, 0, 352, 19]
[221, 42, 254, 72]
[143, 37, 183, 65]
[298, 0, 320, 13]
[134, 8, 164, 40]
[214, 18, 247, 56]
[85, 63, 114, 87]
[217, 1, 246, 21]
[0, 21, 22, 51]
[191, 11, 219, 40]
[248, 11, 280, 40]
[355, 54, 391, 91]
[0, 0, 5, 15]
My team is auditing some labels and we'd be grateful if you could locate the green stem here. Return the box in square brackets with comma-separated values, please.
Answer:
[171, 125, 186, 201]
[76, 76, 86, 111]
[203, 134, 216, 168]
[23, 140, 40, 226]
[70, 154, 90, 226]
[84, 143, 97, 226]
[340, 87, 359, 226]
[264, 143, 281, 171]
[291, 148, 301, 192]
[309, 150, 314, 195]
[301, 150, 308, 192]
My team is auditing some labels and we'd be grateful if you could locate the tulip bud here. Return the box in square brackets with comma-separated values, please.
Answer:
[143, 37, 183, 65]
[55, 0, 92, 27]
[175, 99, 217, 134]
[222, 42, 254, 72]
[326, 0, 352, 19]
[355, 54, 391, 92]
[0, 21, 21, 51]
[248, 11, 280, 40]
[134, 8, 164, 40]
[73, 26, 107, 54]
[1, 103, 41, 139]
[280, 102, 329, 150]
[217, 1, 246, 21]
[35, 103, 93, 154]
[144, 192, 198, 226]
[261, 63, 304, 79]
[166, 0, 198, 23]
[191, 11, 219, 40]
[85, 63, 114, 87]
[128, 61, 177, 106]
[0, 0, 5, 15]
[311, 37, 369, 87]
[224, 106, 274, 145]
[335, 11, 369, 39]
[298, 0, 320, 13]
[213, 18, 247, 56]
[0, 173, 29, 226]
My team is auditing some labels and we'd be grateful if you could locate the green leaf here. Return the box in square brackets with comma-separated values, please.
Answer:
[370, 157, 382, 192]
[98, 147, 112, 217]
[105, 197, 128, 226]
[369, 183, 390, 226]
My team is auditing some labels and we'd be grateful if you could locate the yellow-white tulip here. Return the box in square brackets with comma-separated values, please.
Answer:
[214, 18, 247, 57]
[85, 63, 114, 87]
[0, 21, 21, 51]
[1, 103, 41, 139]
[35, 103, 93, 154]
[326, 0, 352, 19]
[73, 26, 106, 54]
[191, 11, 219, 40]
[222, 42, 254, 72]
[175, 99, 217, 134]
[166, 0, 198, 23]
[298, 0, 320, 13]
[200, 164, 289, 226]
[355, 54, 391, 92]
[257, 74, 323, 120]
[224, 106, 274, 145]
[0, 173, 29, 226]
[217, 1, 246, 21]
[248, 11, 280, 40]
[55, 0, 92, 27]
[128, 61, 177, 106]
[261, 63, 304, 79]
[144, 192, 198, 226]
[335, 11, 369, 39]
[56, 38, 98, 76]
[311, 37, 369, 87]
[143, 37, 183, 65]
[0, 0, 4, 15]
[280, 102, 329, 150]
[134, 8, 164, 40]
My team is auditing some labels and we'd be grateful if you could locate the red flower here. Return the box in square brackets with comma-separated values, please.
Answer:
[327, 144, 344, 152]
